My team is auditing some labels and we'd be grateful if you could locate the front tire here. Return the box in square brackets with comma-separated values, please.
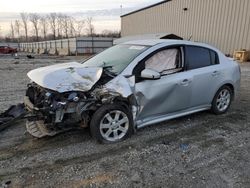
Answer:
[90, 104, 134, 144]
[211, 85, 233, 115]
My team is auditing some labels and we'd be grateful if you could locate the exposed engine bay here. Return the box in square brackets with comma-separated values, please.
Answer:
[23, 65, 136, 138]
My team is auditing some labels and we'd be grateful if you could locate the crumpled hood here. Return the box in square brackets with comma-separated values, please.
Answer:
[27, 62, 103, 93]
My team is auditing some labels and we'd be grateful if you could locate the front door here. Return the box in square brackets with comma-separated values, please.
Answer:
[133, 47, 192, 121]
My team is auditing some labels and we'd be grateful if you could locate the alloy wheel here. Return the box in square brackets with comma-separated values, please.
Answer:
[100, 110, 129, 142]
[216, 89, 231, 112]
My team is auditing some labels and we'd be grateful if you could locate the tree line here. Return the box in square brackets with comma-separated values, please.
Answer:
[2, 13, 120, 43]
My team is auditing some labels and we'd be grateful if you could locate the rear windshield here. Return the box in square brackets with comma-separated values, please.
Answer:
[82, 44, 149, 74]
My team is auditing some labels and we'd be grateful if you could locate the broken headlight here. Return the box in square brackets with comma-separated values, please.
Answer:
[67, 92, 79, 102]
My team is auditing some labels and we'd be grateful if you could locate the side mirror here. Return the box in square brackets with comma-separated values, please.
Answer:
[141, 68, 161, 80]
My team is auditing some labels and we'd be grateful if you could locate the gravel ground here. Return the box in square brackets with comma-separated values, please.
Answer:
[0, 53, 249, 188]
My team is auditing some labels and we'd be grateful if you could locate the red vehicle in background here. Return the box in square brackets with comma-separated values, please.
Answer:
[0, 46, 18, 54]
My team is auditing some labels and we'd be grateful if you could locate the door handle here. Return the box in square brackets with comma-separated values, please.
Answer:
[212, 71, 219, 76]
[180, 79, 189, 85]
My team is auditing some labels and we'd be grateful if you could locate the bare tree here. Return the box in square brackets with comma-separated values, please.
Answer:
[14, 20, 21, 41]
[69, 18, 76, 37]
[75, 20, 85, 37]
[102, 29, 112, 36]
[61, 14, 70, 38]
[29, 13, 40, 41]
[57, 14, 75, 38]
[48, 13, 57, 40]
[102, 29, 121, 38]
[86, 17, 95, 37]
[10, 22, 15, 39]
[86, 17, 95, 53]
[56, 13, 64, 38]
[40, 15, 47, 40]
[20, 13, 29, 41]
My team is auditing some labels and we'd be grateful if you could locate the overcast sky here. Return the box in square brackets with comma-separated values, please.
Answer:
[0, 0, 161, 13]
[0, 0, 162, 35]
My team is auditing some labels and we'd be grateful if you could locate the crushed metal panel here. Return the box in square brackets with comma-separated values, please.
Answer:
[27, 62, 103, 93]
[104, 75, 135, 98]
[134, 72, 193, 122]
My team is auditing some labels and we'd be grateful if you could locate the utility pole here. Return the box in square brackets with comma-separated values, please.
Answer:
[120, 5, 123, 16]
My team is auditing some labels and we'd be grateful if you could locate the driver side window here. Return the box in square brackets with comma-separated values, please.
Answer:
[145, 48, 182, 75]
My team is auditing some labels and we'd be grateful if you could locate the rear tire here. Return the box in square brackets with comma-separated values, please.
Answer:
[211, 85, 233, 115]
[90, 104, 134, 144]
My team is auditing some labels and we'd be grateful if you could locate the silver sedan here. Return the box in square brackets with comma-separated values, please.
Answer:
[25, 40, 241, 143]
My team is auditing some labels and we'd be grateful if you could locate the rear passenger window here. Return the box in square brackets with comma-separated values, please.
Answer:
[185, 46, 218, 70]
[210, 50, 219, 65]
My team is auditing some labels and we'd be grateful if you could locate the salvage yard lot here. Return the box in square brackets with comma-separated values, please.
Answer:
[0, 54, 249, 187]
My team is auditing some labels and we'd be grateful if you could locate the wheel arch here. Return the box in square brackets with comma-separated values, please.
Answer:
[224, 83, 235, 99]
[211, 83, 234, 115]
[113, 96, 131, 110]
[214, 82, 235, 101]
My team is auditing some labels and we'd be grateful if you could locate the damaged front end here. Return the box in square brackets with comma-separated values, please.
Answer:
[24, 81, 100, 137]
[23, 63, 137, 138]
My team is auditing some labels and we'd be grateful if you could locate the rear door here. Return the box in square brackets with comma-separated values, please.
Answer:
[184, 46, 223, 107]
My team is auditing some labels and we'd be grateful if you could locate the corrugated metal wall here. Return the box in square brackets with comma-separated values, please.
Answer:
[20, 37, 114, 55]
[76, 37, 114, 54]
[121, 0, 250, 54]
[0, 42, 19, 48]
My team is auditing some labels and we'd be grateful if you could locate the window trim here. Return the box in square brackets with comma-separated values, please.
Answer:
[184, 45, 220, 71]
[209, 49, 220, 65]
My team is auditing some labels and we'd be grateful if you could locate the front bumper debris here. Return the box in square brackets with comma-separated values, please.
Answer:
[0, 103, 27, 132]
[24, 96, 39, 111]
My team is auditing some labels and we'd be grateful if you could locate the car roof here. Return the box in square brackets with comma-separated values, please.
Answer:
[123, 39, 219, 52]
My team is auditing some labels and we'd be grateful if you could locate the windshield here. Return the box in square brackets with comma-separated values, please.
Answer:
[82, 44, 149, 74]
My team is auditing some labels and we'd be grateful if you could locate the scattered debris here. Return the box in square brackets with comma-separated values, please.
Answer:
[161, 140, 172, 145]
[27, 55, 35, 59]
[0, 180, 11, 188]
[180, 143, 189, 152]
[14, 53, 19, 59]
[131, 172, 141, 183]
[0, 103, 26, 132]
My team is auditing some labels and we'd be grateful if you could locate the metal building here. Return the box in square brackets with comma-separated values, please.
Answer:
[121, 0, 250, 54]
